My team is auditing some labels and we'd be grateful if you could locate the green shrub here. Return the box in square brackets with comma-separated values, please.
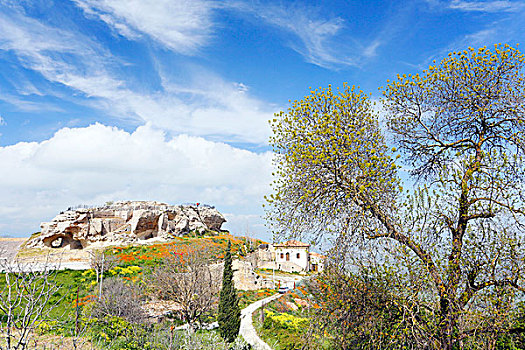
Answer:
[86, 315, 160, 350]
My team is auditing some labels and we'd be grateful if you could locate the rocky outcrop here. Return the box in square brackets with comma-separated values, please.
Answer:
[27, 201, 226, 249]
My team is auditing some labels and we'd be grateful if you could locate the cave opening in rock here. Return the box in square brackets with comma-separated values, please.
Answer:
[50, 236, 63, 248]
[47, 235, 83, 249]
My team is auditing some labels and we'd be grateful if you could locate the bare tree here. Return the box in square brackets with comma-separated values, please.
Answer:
[91, 277, 146, 324]
[0, 258, 66, 350]
[88, 250, 118, 299]
[148, 247, 221, 328]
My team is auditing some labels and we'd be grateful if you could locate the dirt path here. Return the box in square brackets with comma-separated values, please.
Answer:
[240, 292, 283, 350]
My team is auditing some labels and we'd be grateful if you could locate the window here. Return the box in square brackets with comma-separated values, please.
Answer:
[286, 252, 290, 261]
[280, 253, 284, 259]
[297, 253, 300, 259]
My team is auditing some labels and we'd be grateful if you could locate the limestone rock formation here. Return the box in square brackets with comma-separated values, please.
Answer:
[27, 201, 226, 249]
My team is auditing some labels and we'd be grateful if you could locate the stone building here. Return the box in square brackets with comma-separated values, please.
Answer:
[309, 252, 326, 272]
[274, 240, 310, 273]
[254, 240, 326, 273]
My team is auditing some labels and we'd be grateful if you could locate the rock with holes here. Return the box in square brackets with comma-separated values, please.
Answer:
[26, 201, 226, 250]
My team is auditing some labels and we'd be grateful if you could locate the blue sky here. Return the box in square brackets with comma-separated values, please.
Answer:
[0, 0, 524, 240]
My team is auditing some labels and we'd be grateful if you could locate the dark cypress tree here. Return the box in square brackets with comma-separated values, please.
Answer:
[218, 240, 241, 342]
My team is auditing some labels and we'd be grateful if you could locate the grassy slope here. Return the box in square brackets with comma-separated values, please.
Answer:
[1, 234, 270, 327]
[251, 286, 328, 350]
[109, 234, 265, 267]
[0, 234, 274, 349]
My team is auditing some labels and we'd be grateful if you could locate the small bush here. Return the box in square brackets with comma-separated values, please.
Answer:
[91, 278, 146, 324]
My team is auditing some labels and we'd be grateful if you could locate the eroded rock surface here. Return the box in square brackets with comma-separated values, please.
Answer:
[27, 201, 226, 249]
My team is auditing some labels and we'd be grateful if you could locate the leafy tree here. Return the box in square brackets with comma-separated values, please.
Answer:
[306, 263, 419, 349]
[218, 240, 241, 343]
[268, 45, 525, 349]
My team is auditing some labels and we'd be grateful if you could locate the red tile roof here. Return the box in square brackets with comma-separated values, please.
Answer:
[309, 252, 326, 259]
[274, 240, 310, 248]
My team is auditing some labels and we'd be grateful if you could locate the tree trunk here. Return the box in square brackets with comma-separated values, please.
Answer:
[439, 297, 459, 350]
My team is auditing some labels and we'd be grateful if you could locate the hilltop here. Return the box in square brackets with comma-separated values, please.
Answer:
[26, 201, 226, 250]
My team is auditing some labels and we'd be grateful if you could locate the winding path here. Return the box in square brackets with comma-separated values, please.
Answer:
[240, 292, 283, 350]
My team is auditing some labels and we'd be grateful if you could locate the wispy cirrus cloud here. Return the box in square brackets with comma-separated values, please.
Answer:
[407, 0, 524, 71]
[71, 0, 402, 70]
[0, 7, 114, 84]
[403, 27, 502, 72]
[74, 0, 357, 68]
[226, 1, 410, 69]
[448, 0, 525, 12]
[229, 2, 361, 69]
[73, 0, 216, 55]
[0, 7, 274, 144]
[60, 70, 275, 144]
[266, 9, 353, 68]
[73, 0, 381, 69]
[0, 93, 64, 113]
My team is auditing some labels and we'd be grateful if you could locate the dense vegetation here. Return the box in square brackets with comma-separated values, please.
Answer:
[0, 234, 266, 349]
[268, 44, 525, 348]
[252, 284, 312, 350]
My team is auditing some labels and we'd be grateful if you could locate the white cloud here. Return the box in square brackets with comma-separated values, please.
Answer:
[240, 3, 356, 69]
[0, 9, 110, 69]
[74, 0, 216, 54]
[0, 123, 273, 237]
[363, 40, 382, 58]
[58, 71, 275, 144]
[227, 1, 385, 69]
[460, 29, 499, 45]
[0, 94, 64, 113]
[448, 0, 525, 12]
[277, 13, 351, 68]
[73, 0, 374, 69]
[417, 28, 500, 69]
[0, 8, 275, 144]
[0, 8, 114, 88]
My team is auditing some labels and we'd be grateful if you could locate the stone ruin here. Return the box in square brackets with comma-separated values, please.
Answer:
[26, 201, 226, 250]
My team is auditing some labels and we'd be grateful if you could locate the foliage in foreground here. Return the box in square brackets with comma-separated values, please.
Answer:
[305, 265, 525, 350]
[0, 263, 91, 350]
[87, 315, 250, 350]
[251, 287, 315, 350]
[0, 234, 261, 349]
[306, 265, 427, 349]
[268, 44, 525, 349]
